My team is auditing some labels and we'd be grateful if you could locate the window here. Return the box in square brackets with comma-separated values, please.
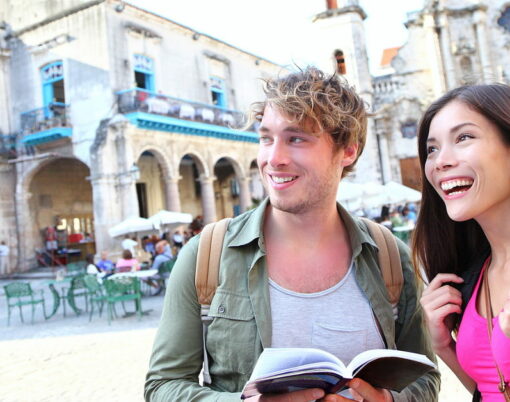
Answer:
[210, 76, 226, 107]
[40, 61, 65, 117]
[401, 121, 417, 139]
[133, 54, 155, 92]
[334, 50, 346, 75]
[498, 7, 510, 32]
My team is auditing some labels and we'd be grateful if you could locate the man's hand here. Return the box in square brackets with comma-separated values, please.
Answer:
[321, 379, 393, 402]
[246, 388, 325, 402]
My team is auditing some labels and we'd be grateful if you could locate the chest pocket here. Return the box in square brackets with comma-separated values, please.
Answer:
[207, 290, 257, 375]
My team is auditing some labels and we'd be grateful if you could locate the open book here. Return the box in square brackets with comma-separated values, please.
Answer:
[241, 347, 436, 399]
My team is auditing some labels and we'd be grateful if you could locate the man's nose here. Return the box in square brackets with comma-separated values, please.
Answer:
[268, 142, 290, 167]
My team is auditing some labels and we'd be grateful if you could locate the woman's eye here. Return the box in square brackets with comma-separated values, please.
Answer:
[457, 133, 473, 142]
[426, 145, 438, 155]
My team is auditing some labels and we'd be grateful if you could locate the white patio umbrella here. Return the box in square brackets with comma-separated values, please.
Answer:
[384, 181, 421, 203]
[148, 210, 193, 231]
[108, 216, 158, 238]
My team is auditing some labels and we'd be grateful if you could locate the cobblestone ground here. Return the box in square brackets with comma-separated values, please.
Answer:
[0, 278, 471, 401]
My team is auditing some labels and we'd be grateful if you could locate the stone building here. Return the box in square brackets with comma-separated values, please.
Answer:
[372, 0, 510, 189]
[0, 0, 284, 273]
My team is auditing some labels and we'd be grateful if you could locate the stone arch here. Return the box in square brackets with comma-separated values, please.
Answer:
[16, 156, 94, 270]
[176, 151, 209, 219]
[135, 145, 173, 177]
[133, 149, 169, 217]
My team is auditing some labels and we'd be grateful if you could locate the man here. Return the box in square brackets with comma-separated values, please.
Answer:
[151, 240, 173, 273]
[145, 67, 440, 401]
[96, 251, 114, 273]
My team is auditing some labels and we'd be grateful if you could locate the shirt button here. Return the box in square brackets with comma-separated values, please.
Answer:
[218, 305, 225, 314]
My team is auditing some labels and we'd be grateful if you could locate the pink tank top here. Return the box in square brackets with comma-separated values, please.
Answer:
[456, 260, 510, 401]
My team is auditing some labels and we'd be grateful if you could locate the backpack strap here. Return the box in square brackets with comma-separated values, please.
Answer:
[361, 217, 403, 307]
[195, 217, 231, 384]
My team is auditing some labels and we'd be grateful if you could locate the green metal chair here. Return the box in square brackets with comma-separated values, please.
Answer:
[66, 261, 86, 276]
[3, 282, 46, 325]
[67, 274, 90, 315]
[83, 275, 106, 322]
[157, 259, 176, 289]
[103, 277, 142, 325]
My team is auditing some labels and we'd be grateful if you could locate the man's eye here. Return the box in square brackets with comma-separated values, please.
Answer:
[259, 136, 271, 144]
[290, 137, 304, 144]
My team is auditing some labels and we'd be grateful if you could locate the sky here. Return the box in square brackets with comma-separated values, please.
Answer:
[126, 0, 424, 72]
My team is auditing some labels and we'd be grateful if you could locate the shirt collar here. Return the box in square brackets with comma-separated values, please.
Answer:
[228, 198, 377, 255]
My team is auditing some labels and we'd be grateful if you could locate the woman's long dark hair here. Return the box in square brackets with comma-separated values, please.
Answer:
[412, 84, 510, 281]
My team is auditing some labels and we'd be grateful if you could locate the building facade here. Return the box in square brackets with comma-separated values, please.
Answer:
[372, 0, 510, 190]
[0, 0, 283, 273]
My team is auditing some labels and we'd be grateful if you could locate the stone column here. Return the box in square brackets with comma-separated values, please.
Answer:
[199, 175, 217, 224]
[474, 10, 494, 82]
[14, 188, 32, 272]
[90, 175, 119, 255]
[438, 14, 456, 89]
[164, 176, 181, 212]
[238, 176, 252, 213]
[118, 173, 139, 220]
[423, 13, 446, 96]
[378, 134, 392, 184]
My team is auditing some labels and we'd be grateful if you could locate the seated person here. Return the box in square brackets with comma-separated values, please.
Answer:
[152, 240, 173, 269]
[96, 251, 115, 273]
[115, 249, 139, 273]
[145, 240, 173, 295]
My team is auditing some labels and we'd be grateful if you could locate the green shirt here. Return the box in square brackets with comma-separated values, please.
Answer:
[145, 199, 440, 401]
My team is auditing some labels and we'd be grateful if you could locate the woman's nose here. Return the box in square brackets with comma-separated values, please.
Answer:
[434, 146, 458, 170]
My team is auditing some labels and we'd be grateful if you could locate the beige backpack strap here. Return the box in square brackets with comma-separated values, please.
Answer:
[361, 218, 403, 306]
[195, 218, 232, 306]
[194, 217, 231, 385]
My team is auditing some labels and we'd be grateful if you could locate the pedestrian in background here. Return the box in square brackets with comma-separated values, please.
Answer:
[0, 241, 9, 273]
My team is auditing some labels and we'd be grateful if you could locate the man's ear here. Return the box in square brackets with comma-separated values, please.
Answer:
[340, 144, 359, 167]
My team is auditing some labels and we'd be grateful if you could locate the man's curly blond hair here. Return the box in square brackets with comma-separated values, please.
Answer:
[248, 66, 367, 177]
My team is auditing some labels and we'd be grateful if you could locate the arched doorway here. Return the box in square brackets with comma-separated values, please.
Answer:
[213, 157, 240, 218]
[136, 151, 166, 218]
[178, 154, 206, 218]
[27, 157, 94, 266]
[249, 159, 265, 204]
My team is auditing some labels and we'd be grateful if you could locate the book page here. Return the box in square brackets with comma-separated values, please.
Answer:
[250, 348, 346, 380]
[347, 348, 434, 374]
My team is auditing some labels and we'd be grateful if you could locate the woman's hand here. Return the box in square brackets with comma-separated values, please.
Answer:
[420, 273, 464, 351]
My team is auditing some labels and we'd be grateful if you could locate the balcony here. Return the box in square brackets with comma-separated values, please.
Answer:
[20, 103, 72, 147]
[116, 89, 258, 143]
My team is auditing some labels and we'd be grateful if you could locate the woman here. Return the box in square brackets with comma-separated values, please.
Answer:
[115, 249, 139, 273]
[413, 84, 510, 401]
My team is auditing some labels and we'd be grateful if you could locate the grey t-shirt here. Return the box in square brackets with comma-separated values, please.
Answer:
[269, 261, 385, 366]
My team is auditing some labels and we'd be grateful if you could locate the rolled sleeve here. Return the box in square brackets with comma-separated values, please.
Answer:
[144, 237, 242, 402]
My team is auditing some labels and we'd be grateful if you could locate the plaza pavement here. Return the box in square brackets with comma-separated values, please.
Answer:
[0, 276, 471, 401]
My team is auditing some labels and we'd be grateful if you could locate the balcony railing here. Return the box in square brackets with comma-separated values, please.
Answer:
[116, 89, 247, 130]
[20, 102, 71, 134]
